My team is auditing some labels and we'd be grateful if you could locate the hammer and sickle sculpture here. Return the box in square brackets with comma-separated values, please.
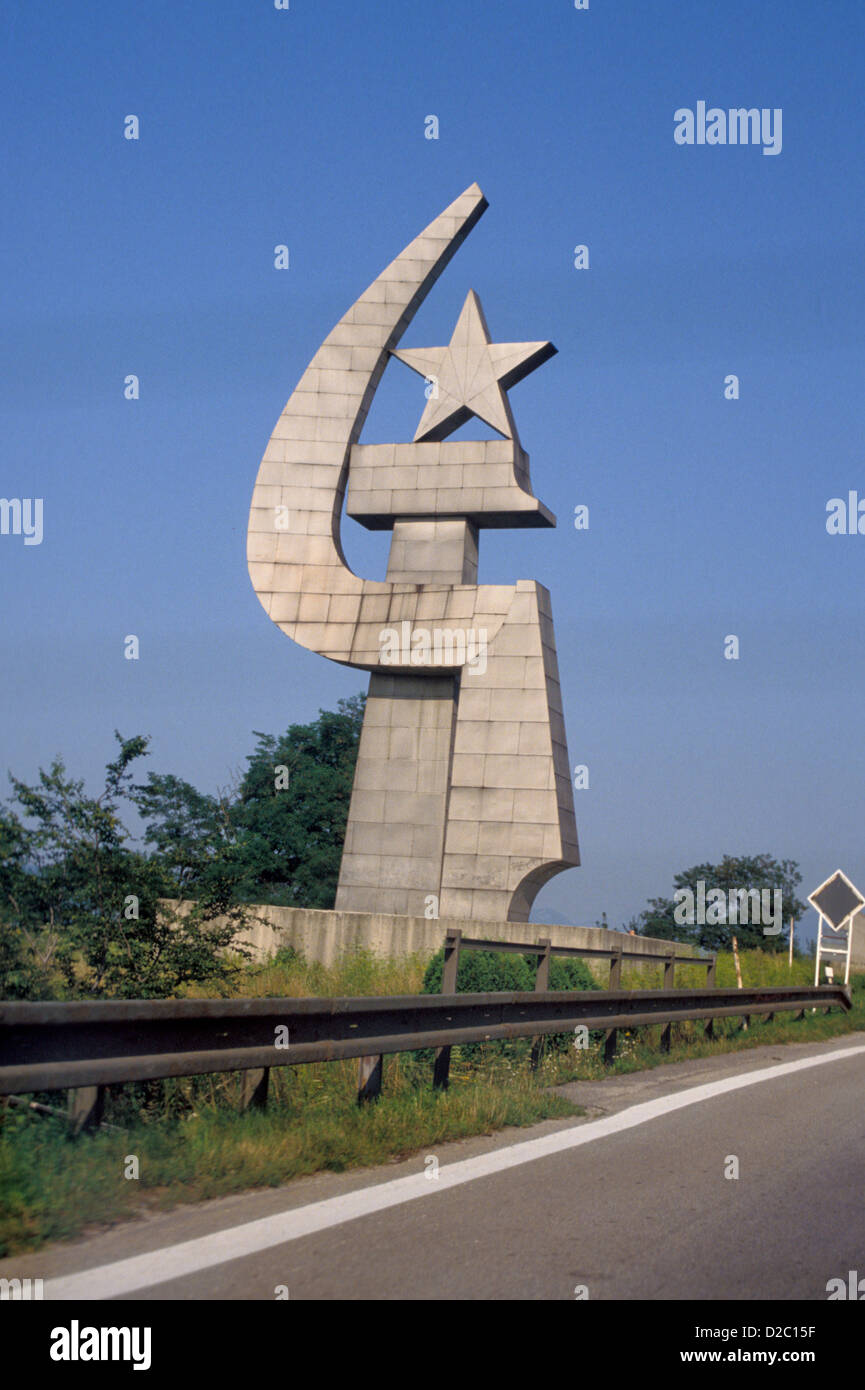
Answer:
[247, 184, 579, 921]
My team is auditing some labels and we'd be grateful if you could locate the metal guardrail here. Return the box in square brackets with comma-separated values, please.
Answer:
[0, 981, 850, 1127]
[446, 932, 711, 967]
[417, 927, 717, 1088]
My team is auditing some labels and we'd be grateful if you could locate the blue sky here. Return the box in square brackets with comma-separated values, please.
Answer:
[2, 0, 864, 944]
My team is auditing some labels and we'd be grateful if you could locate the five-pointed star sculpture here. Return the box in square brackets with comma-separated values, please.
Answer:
[391, 289, 556, 442]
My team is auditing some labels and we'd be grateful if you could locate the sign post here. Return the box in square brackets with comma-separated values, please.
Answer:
[808, 870, 863, 988]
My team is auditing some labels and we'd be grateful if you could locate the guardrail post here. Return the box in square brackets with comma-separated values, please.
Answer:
[433, 929, 462, 1090]
[357, 914, 433, 1104]
[530, 938, 552, 1070]
[660, 953, 675, 1052]
[357, 1053, 383, 1104]
[604, 944, 623, 1063]
[704, 955, 717, 1039]
[240, 1067, 270, 1112]
[534, 938, 551, 991]
[68, 1085, 105, 1136]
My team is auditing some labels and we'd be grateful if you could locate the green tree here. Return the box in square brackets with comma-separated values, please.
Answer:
[0, 804, 57, 999]
[0, 735, 250, 1000]
[230, 692, 365, 907]
[0, 695, 366, 999]
[130, 772, 241, 898]
[626, 853, 807, 955]
[132, 693, 365, 910]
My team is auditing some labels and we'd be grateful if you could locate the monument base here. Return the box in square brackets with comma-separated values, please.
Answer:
[180, 901, 698, 974]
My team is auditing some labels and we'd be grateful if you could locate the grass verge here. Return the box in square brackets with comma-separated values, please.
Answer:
[2, 948, 861, 1257]
[0, 1056, 579, 1257]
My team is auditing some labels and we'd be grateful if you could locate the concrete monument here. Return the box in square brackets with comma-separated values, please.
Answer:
[247, 183, 579, 922]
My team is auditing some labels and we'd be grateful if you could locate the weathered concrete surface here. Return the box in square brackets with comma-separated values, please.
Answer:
[165, 900, 701, 973]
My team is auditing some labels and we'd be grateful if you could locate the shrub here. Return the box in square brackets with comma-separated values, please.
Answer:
[422, 948, 534, 995]
[419, 946, 601, 1063]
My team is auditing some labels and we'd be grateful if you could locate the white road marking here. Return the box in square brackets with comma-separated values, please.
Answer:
[47, 1041, 865, 1299]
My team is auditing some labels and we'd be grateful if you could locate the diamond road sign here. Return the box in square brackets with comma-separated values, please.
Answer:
[808, 870, 865, 931]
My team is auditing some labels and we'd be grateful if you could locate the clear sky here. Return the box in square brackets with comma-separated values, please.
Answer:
[2, 0, 864, 944]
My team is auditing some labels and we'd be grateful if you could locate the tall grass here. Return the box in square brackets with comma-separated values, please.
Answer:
[0, 1057, 578, 1255]
[636, 948, 815, 991]
[188, 945, 429, 1001]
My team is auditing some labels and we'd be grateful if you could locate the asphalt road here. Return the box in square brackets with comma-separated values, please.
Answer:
[5, 1033, 865, 1300]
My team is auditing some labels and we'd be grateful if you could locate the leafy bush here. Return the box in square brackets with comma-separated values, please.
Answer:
[422, 948, 533, 995]
[548, 956, 599, 992]
[419, 946, 601, 1063]
[422, 946, 599, 996]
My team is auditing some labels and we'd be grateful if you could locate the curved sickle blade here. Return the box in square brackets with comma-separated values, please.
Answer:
[246, 182, 525, 670]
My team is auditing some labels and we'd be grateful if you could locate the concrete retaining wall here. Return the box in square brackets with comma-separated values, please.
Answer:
[166, 901, 702, 973]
